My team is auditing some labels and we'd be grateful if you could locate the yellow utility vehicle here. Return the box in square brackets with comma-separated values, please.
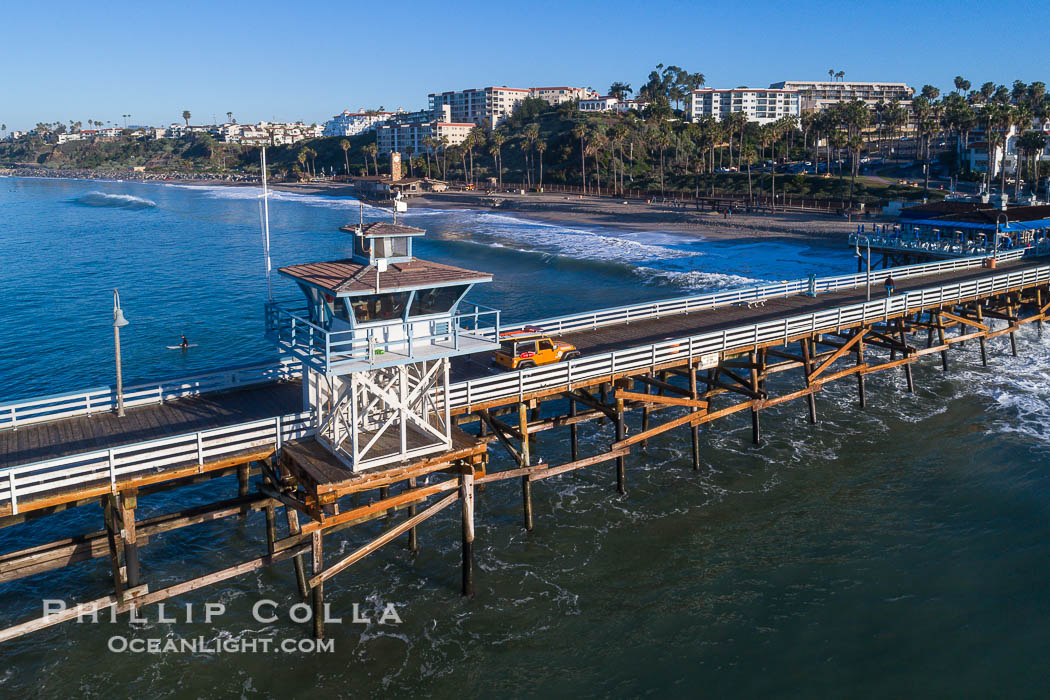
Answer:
[493, 330, 579, 370]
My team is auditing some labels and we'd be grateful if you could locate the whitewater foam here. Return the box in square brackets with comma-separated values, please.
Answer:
[73, 191, 156, 210]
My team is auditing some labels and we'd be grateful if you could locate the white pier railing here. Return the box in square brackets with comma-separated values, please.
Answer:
[0, 359, 301, 431]
[498, 252, 1018, 336]
[448, 262, 1050, 410]
[0, 413, 312, 515]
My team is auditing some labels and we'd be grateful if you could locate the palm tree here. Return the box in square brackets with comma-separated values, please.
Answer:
[421, 136, 436, 178]
[828, 69, 835, 81]
[535, 139, 547, 190]
[608, 82, 632, 100]
[226, 111, 233, 124]
[182, 110, 191, 126]
[572, 121, 588, 193]
[339, 139, 351, 175]
[740, 145, 756, 206]
[491, 132, 506, 188]
[296, 149, 309, 179]
[1016, 130, 1046, 198]
[466, 126, 486, 185]
[835, 71, 845, 82]
[363, 143, 378, 176]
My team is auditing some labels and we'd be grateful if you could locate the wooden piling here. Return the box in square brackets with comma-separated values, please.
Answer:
[119, 493, 140, 589]
[237, 464, 250, 517]
[407, 477, 420, 553]
[749, 352, 761, 445]
[855, 330, 867, 408]
[936, 313, 949, 371]
[264, 505, 277, 555]
[311, 531, 324, 639]
[689, 365, 701, 471]
[801, 339, 818, 424]
[568, 398, 579, 462]
[518, 402, 533, 532]
[615, 396, 627, 495]
[640, 376, 651, 448]
[460, 470, 475, 598]
[285, 507, 310, 598]
[102, 496, 126, 598]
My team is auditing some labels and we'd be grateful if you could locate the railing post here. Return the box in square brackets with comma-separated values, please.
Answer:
[196, 432, 204, 469]
[108, 449, 117, 492]
[8, 471, 17, 516]
[276, 415, 283, 449]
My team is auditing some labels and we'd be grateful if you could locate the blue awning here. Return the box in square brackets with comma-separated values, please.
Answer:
[898, 217, 1050, 232]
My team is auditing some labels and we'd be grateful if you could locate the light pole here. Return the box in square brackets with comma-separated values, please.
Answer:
[112, 290, 130, 417]
[854, 235, 872, 301]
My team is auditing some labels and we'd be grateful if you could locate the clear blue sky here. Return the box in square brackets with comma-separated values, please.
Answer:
[3, 0, 1049, 131]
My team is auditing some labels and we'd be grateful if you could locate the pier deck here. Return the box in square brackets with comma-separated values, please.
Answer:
[0, 380, 301, 469]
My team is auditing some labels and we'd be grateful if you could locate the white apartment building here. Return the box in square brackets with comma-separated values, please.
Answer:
[56, 133, 86, 144]
[428, 86, 532, 128]
[579, 96, 649, 113]
[323, 110, 395, 137]
[688, 88, 800, 125]
[770, 81, 914, 111]
[376, 121, 474, 155]
[530, 86, 596, 104]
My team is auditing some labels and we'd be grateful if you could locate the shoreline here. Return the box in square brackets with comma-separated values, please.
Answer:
[4, 170, 866, 246]
[263, 182, 866, 246]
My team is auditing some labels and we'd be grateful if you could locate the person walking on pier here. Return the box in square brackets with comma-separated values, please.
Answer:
[884, 274, 896, 297]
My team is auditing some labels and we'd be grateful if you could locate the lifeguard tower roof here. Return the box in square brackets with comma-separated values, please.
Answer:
[278, 258, 491, 297]
[338, 221, 427, 238]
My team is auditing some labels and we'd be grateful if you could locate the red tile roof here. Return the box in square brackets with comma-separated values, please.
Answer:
[279, 258, 491, 295]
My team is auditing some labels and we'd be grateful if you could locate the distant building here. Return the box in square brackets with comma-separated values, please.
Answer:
[56, 133, 86, 144]
[770, 80, 914, 111]
[578, 96, 649, 114]
[688, 88, 800, 125]
[376, 121, 474, 155]
[322, 110, 395, 137]
[530, 86, 596, 105]
[428, 86, 534, 128]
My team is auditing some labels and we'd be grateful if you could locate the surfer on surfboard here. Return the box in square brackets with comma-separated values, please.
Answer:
[180, 334, 189, 350]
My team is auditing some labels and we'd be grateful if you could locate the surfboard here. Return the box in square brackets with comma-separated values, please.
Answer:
[166, 344, 199, 349]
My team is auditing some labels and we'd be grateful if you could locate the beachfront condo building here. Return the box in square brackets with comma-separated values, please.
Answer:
[688, 88, 800, 125]
[428, 87, 532, 129]
[376, 120, 474, 155]
[323, 110, 396, 137]
[428, 85, 595, 128]
[770, 80, 915, 111]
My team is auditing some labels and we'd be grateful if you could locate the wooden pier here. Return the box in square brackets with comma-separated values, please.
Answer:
[1, 252, 1048, 643]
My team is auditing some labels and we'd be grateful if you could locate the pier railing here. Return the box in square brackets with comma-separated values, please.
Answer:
[500, 252, 1013, 336]
[0, 412, 312, 515]
[0, 359, 301, 431]
[448, 261, 1050, 410]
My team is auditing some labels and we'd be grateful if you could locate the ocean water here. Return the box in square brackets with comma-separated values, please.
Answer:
[0, 177, 1048, 697]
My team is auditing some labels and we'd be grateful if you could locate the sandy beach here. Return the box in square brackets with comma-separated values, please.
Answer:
[257, 181, 872, 245]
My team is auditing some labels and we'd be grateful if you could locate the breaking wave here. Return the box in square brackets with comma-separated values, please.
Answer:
[73, 191, 157, 210]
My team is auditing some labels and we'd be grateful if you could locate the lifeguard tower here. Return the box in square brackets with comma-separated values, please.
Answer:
[266, 220, 500, 472]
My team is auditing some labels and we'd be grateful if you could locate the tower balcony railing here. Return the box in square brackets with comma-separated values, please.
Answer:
[265, 300, 500, 374]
